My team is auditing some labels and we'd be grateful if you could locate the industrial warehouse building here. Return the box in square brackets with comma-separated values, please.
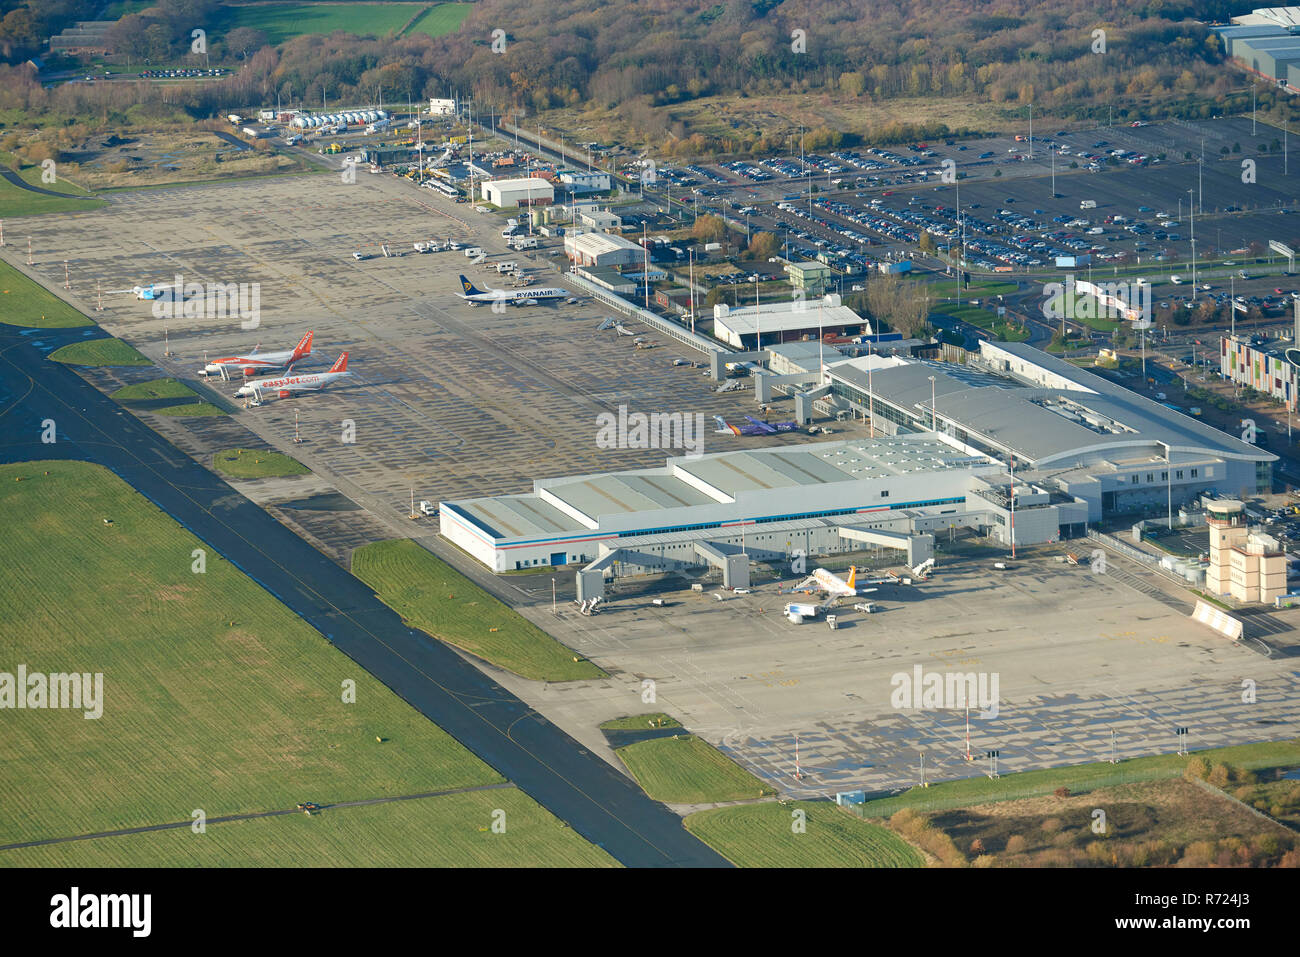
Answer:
[480, 177, 554, 207]
[575, 266, 637, 294]
[1215, 9, 1300, 87]
[564, 231, 644, 267]
[712, 297, 871, 349]
[558, 170, 612, 194]
[785, 261, 833, 297]
[575, 206, 623, 232]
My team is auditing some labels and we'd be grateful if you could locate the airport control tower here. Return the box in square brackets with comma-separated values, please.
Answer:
[1205, 499, 1286, 604]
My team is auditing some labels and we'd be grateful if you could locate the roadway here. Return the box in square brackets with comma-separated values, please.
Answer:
[0, 323, 730, 868]
[0, 167, 101, 200]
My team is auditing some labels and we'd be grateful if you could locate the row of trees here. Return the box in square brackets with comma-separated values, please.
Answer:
[0, 0, 95, 61]
[9, 0, 1300, 166]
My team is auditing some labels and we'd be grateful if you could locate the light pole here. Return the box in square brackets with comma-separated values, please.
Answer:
[1160, 440, 1173, 529]
[928, 375, 937, 431]
[551, 577, 556, 614]
[688, 248, 696, 334]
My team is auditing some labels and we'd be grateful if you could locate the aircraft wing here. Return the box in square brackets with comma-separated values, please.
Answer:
[743, 416, 778, 435]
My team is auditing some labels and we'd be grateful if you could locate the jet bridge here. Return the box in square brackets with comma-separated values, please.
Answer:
[576, 552, 617, 603]
[755, 370, 820, 404]
[709, 349, 766, 382]
[692, 541, 750, 589]
[796, 383, 832, 424]
[576, 540, 750, 598]
[836, 526, 934, 567]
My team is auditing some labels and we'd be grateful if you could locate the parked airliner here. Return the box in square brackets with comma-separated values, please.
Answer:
[457, 275, 568, 306]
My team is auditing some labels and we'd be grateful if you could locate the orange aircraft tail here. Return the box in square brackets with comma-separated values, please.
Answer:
[291, 331, 314, 361]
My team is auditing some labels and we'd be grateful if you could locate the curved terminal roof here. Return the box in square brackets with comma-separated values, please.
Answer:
[829, 341, 1274, 469]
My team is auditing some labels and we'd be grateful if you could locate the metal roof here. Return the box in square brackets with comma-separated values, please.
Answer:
[674, 435, 992, 498]
[543, 472, 716, 520]
[714, 302, 870, 336]
[830, 342, 1275, 467]
[451, 494, 589, 540]
[567, 231, 642, 254]
[445, 433, 1000, 544]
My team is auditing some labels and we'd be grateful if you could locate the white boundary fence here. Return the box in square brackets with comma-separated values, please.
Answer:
[565, 273, 730, 356]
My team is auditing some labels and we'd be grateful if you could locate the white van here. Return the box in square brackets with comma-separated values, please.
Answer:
[1170, 275, 1183, 284]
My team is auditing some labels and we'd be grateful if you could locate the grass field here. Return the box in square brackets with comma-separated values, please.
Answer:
[1060, 293, 1123, 332]
[686, 801, 923, 867]
[109, 378, 227, 416]
[149, 401, 226, 416]
[0, 461, 508, 849]
[0, 157, 104, 218]
[940, 304, 1030, 342]
[852, 738, 1300, 821]
[111, 379, 197, 401]
[220, 3, 428, 44]
[403, 2, 473, 37]
[212, 448, 311, 479]
[928, 280, 1018, 298]
[99, 0, 152, 16]
[615, 735, 774, 804]
[1, 789, 616, 868]
[351, 540, 604, 682]
[0, 260, 92, 328]
[599, 713, 681, 731]
[49, 338, 150, 366]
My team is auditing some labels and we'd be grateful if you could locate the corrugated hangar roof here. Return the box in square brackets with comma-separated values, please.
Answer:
[544, 472, 717, 520]
[674, 435, 990, 499]
[449, 495, 588, 540]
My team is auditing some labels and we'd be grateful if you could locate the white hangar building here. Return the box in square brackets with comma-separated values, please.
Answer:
[480, 177, 554, 207]
[439, 433, 1089, 579]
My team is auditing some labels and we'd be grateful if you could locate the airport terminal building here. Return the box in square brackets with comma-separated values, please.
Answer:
[822, 341, 1273, 520]
[440, 341, 1273, 577]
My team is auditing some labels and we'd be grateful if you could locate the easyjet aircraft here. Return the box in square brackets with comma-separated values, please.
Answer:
[201, 332, 314, 379]
[233, 352, 351, 404]
[791, 566, 888, 598]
